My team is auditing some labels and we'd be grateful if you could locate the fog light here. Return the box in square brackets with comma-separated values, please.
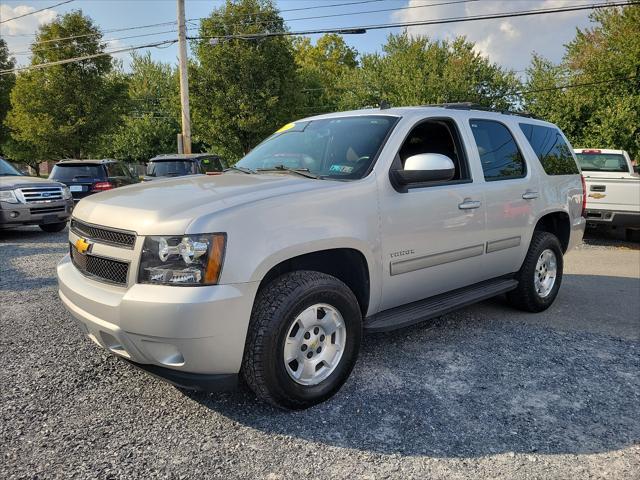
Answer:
[9, 211, 19, 218]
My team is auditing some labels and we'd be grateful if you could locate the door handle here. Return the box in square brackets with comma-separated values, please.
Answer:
[458, 198, 481, 210]
[522, 190, 539, 200]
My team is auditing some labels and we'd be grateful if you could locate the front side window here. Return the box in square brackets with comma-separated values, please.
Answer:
[519, 123, 579, 175]
[236, 116, 398, 180]
[575, 152, 629, 173]
[469, 119, 526, 181]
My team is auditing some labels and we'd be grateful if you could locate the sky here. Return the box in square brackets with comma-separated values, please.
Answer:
[1, 0, 602, 74]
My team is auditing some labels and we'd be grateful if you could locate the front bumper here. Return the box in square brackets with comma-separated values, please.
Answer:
[0, 199, 73, 228]
[585, 209, 640, 228]
[57, 254, 259, 386]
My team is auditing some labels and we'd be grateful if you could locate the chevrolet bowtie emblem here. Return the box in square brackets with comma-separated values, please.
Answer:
[75, 238, 91, 254]
[589, 193, 606, 199]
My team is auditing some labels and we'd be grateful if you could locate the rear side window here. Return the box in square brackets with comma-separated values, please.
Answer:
[469, 119, 526, 181]
[50, 164, 106, 181]
[519, 123, 579, 175]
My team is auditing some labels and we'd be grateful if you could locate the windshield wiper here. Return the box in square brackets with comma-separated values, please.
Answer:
[224, 165, 256, 174]
[0, 173, 20, 176]
[257, 165, 319, 179]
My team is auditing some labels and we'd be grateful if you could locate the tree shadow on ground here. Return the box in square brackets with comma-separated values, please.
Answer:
[183, 274, 640, 458]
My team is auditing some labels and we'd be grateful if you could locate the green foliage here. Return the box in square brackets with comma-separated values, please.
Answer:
[0, 38, 16, 154]
[293, 34, 358, 117]
[337, 33, 520, 111]
[523, 5, 640, 158]
[190, 0, 299, 160]
[4, 10, 127, 168]
[98, 53, 180, 163]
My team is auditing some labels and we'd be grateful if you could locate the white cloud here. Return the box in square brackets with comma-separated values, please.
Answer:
[392, 0, 595, 72]
[1, 4, 59, 64]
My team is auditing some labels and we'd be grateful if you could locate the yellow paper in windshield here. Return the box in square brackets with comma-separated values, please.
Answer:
[276, 122, 295, 133]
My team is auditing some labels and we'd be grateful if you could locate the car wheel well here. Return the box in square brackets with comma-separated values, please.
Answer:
[258, 249, 370, 316]
[534, 211, 570, 252]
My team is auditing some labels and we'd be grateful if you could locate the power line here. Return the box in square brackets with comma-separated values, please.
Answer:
[516, 74, 637, 96]
[190, 1, 635, 41]
[0, 0, 73, 25]
[7, 0, 476, 56]
[2, 1, 635, 76]
[0, 40, 177, 75]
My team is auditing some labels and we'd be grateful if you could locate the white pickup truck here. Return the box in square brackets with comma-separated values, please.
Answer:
[574, 149, 640, 238]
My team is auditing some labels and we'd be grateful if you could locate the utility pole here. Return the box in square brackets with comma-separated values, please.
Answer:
[177, 0, 192, 154]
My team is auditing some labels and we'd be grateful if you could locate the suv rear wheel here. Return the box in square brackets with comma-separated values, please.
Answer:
[507, 231, 564, 312]
[242, 270, 362, 410]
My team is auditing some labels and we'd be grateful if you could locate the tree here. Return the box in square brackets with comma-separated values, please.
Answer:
[293, 34, 358, 117]
[98, 53, 181, 163]
[338, 33, 520, 111]
[190, 0, 299, 160]
[0, 38, 16, 155]
[523, 5, 640, 158]
[4, 10, 127, 170]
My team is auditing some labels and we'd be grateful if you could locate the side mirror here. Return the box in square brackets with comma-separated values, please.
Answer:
[393, 153, 455, 185]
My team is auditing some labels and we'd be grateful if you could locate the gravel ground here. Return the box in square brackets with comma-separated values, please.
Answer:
[1, 227, 639, 479]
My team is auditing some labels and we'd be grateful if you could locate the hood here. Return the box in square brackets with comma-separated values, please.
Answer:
[72, 173, 334, 235]
[0, 175, 64, 190]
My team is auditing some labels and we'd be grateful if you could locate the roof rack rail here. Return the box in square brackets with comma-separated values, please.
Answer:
[422, 102, 537, 119]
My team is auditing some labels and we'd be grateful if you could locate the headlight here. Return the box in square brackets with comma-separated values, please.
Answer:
[0, 190, 19, 203]
[138, 234, 226, 286]
[61, 186, 72, 200]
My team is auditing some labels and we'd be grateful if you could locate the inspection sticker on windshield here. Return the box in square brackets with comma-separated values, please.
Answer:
[329, 164, 354, 173]
[276, 122, 296, 133]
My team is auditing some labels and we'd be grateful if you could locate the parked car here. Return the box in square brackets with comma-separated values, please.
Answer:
[57, 104, 585, 409]
[0, 157, 73, 232]
[49, 159, 138, 202]
[574, 148, 640, 238]
[143, 153, 226, 181]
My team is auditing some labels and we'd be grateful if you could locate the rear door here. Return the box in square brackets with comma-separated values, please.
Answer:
[464, 118, 539, 278]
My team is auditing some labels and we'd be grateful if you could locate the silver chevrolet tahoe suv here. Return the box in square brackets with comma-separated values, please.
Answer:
[57, 105, 585, 409]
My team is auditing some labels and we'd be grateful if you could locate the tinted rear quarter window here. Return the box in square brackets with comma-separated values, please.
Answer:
[469, 119, 526, 181]
[50, 164, 106, 181]
[519, 123, 579, 175]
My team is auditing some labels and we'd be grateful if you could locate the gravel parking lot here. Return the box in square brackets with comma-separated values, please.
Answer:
[1, 227, 639, 479]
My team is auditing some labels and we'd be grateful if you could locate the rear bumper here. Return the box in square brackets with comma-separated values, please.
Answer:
[585, 209, 640, 228]
[0, 199, 73, 228]
[567, 215, 586, 252]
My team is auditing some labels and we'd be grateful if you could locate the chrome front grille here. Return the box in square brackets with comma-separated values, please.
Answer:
[16, 186, 63, 203]
[70, 244, 129, 285]
[70, 219, 136, 249]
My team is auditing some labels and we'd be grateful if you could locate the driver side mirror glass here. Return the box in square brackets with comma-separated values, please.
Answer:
[393, 153, 455, 185]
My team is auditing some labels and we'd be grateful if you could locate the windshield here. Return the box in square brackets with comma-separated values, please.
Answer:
[147, 160, 198, 177]
[0, 158, 22, 176]
[576, 153, 629, 172]
[236, 116, 397, 180]
[50, 164, 106, 181]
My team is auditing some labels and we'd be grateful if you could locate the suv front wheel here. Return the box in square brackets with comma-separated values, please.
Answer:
[507, 231, 564, 312]
[242, 271, 362, 410]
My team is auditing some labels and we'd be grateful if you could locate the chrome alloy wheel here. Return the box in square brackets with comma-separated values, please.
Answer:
[283, 303, 346, 386]
[534, 248, 557, 298]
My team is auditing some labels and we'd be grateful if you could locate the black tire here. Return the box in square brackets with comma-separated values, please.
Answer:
[39, 222, 67, 233]
[507, 231, 563, 312]
[625, 228, 640, 242]
[242, 270, 362, 410]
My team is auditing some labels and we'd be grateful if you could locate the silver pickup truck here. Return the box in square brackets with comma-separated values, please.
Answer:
[57, 105, 585, 409]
